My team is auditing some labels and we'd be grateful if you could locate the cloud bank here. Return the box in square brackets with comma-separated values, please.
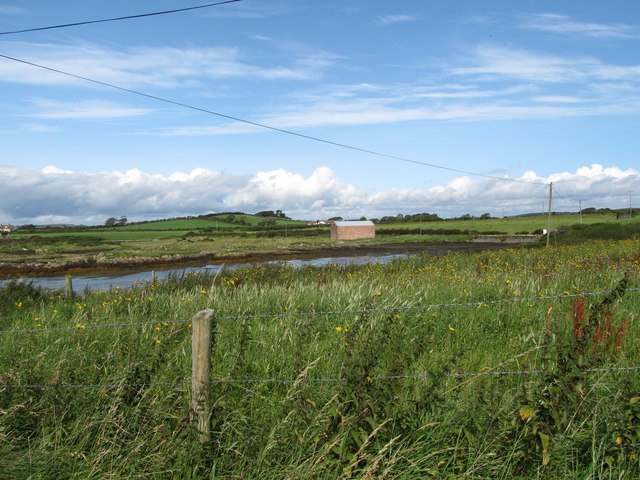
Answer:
[0, 164, 637, 225]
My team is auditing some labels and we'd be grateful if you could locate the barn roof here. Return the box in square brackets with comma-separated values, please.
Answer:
[333, 221, 374, 227]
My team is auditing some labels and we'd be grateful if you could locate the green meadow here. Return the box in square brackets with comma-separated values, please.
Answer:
[1, 233, 639, 478]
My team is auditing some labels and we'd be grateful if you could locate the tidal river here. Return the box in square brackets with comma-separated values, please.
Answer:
[0, 252, 408, 292]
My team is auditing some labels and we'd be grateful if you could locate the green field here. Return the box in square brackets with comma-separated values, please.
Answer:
[1, 238, 639, 478]
[378, 212, 620, 235]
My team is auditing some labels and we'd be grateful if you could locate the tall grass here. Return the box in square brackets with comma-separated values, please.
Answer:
[1, 240, 639, 478]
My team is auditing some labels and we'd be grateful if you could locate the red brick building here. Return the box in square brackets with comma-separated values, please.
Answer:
[330, 220, 375, 240]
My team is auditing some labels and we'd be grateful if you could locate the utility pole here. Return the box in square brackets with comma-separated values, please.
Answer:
[546, 182, 553, 247]
[579, 200, 583, 224]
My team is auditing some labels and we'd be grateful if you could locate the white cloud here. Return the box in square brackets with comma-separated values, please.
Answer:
[0, 164, 637, 225]
[531, 95, 587, 104]
[0, 40, 335, 88]
[28, 99, 151, 120]
[376, 14, 417, 26]
[520, 13, 639, 39]
[453, 45, 595, 82]
[454, 45, 640, 84]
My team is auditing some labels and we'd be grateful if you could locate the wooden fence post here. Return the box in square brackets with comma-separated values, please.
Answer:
[191, 309, 215, 444]
[65, 274, 74, 298]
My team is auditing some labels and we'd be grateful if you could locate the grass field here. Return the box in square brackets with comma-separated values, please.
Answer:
[378, 212, 620, 235]
[1, 238, 639, 478]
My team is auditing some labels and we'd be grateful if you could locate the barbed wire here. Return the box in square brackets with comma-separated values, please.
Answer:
[1, 286, 638, 335]
[2, 365, 639, 390]
[0, 379, 190, 390]
[216, 287, 640, 322]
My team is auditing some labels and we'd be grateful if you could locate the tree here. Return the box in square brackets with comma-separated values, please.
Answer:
[117, 216, 128, 226]
[255, 210, 275, 218]
[105, 217, 117, 227]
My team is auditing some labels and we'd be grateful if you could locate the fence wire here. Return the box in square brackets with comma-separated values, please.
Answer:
[2, 287, 639, 336]
[2, 365, 640, 390]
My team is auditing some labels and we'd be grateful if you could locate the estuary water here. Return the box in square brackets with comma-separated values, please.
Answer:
[0, 252, 408, 292]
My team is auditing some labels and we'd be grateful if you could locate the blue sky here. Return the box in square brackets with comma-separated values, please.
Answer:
[1, 0, 639, 224]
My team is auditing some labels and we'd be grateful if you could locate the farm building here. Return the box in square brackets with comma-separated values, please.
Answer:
[330, 220, 375, 240]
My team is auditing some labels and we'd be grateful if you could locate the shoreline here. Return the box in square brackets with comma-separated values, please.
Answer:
[0, 241, 524, 280]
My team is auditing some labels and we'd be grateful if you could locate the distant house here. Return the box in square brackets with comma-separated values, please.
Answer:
[330, 220, 375, 240]
[1, 224, 15, 236]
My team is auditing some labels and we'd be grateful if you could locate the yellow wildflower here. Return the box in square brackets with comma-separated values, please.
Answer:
[519, 405, 535, 422]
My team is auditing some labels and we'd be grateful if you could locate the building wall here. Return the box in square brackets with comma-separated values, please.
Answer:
[330, 223, 376, 240]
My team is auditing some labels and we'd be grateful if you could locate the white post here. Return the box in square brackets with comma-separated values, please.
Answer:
[546, 182, 553, 247]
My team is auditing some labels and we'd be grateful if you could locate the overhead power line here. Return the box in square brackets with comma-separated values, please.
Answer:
[0, 52, 547, 186]
[0, 0, 242, 36]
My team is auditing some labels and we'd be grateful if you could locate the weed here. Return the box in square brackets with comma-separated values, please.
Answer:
[514, 274, 631, 473]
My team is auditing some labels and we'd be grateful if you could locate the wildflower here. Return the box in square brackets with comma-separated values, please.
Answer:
[15, 301, 22, 309]
[200, 288, 207, 295]
[335, 326, 343, 333]
[75, 323, 86, 330]
[154, 339, 161, 345]
[519, 405, 535, 422]
[572, 298, 586, 339]
[614, 318, 629, 350]
[448, 324, 456, 335]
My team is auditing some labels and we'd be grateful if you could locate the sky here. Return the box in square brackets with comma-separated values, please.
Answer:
[0, 0, 639, 225]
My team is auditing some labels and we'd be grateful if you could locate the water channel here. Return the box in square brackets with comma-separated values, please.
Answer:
[0, 252, 409, 292]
